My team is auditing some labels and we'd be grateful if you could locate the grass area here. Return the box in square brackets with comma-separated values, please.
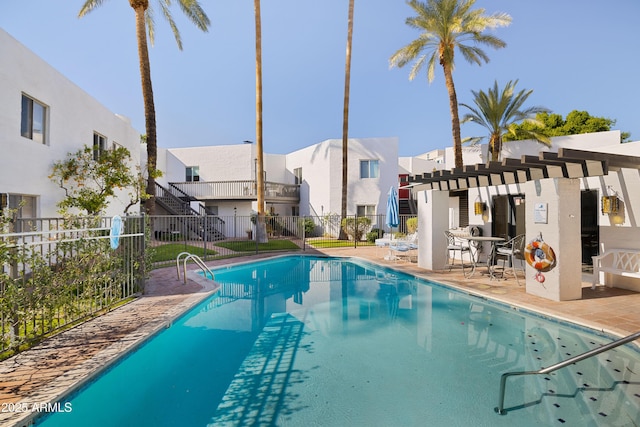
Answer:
[216, 239, 300, 252]
[151, 243, 217, 263]
[307, 239, 374, 248]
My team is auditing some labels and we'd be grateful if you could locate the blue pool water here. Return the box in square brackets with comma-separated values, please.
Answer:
[37, 256, 640, 426]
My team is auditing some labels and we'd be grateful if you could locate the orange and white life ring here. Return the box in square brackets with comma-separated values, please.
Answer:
[524, 238, 556, 272]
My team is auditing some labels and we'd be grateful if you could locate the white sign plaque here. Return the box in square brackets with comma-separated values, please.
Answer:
[534, 203, 548, 224]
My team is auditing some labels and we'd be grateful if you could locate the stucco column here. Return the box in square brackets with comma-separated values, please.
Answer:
[417, 189, 450, 270]
[524, 178, 582, 301]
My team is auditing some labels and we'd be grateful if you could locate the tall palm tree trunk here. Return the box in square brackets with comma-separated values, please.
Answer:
[339, 0, 355, 240]
[442, 63, 463, 169]
[254, 0, 267, 243]
[132, 3, 157, 214]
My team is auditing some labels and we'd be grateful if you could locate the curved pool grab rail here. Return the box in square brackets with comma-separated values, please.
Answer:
[495, 330, 640, 415]
[176, 252, 215, 285]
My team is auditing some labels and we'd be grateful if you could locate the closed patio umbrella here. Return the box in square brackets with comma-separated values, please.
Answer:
[385, 186, 399, 233]
[385, 187, 399, 260]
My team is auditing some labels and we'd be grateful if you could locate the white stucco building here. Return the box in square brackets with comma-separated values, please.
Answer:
[156, 137, 399, 224]
[0, 28, 141, 220]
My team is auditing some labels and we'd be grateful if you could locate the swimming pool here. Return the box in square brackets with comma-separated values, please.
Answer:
[37, 255, 640, 426]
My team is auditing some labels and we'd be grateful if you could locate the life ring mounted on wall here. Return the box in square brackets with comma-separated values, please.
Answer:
[524, 234, 556, 282]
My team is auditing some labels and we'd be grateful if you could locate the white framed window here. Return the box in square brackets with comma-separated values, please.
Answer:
[93, 132, 107, 160]
[21, 94, 47, 144]
[294, 167, 302, 185]
[359, 160, 379, 179]
[186, 166, 200, 182]
[8, 194, 38, 232]
[356, 205, 376, 216]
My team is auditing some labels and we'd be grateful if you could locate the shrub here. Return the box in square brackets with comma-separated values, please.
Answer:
[406, 217, 418, 234]
[341, 217, 372, 241]
[367, 228, 383, 243]
[300, 217, 316, 237]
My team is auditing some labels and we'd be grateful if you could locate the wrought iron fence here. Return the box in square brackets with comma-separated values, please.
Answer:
[148, 213, 418, 265]
[0, 216, 146, 356]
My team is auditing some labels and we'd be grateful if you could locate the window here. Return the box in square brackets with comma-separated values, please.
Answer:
[294, 168, 302, 185]
[356, 205, 376, 216]
[291, 206, 300, 216]
[186, 166, 200, 182]
[360, 160, 379, 179]
[21, 94, 47, 144]
[8, 194, 37, 232]
[93, 133, 106, 160]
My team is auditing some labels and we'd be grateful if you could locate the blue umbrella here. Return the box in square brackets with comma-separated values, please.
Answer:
[385, 186, 399, 231]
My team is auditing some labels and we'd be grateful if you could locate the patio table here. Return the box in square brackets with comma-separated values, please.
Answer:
[460, 236, 505, 279]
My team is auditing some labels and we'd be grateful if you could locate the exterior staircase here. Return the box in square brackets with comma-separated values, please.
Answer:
[155, 183, 226, 241]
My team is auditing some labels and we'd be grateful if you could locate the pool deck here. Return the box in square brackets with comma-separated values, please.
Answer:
[2, 247, 640, 426]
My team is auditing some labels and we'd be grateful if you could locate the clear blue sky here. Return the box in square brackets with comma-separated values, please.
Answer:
[2, 1, 638, 156]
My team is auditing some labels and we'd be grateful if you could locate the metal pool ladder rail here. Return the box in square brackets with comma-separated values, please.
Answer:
[176, 252, 215, 285]
[495, 330, 640, 415]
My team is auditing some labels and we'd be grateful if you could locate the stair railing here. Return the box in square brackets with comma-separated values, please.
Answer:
[495, 330, 640, 415]
[176, 251, 215, 285]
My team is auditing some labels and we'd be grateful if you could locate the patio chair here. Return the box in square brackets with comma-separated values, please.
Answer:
[494, 234, 526, 285]
[444, 230, 470, 272]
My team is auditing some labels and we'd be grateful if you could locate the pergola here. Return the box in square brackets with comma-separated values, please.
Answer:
[404, 148, 640, 302]
[403, 148, 640, 191]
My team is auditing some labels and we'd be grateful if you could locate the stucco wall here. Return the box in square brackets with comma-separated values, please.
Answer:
[285, 137, 398, 217]
[164, 144, 256, 183]
[0, 29, 141, 217]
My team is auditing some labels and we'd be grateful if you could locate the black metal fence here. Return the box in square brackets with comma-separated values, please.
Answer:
[149, 213, 418, 265]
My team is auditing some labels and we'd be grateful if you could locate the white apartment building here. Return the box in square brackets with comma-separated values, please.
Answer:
[156, 137, 399, 225]
[0, 28, 141, 220]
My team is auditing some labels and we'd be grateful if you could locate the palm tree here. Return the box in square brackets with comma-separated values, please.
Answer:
[78, 0, 210, 214]
[389, 0, 511, 168]
[254, 0, 268, 243]
[460, 80, 551, 161]
[340, 0, 355, 240]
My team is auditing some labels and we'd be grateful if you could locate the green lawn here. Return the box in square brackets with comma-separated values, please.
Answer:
[306, 239, 374, 248]
[216, 239, 300, 252]
[151, 243, 217, 263]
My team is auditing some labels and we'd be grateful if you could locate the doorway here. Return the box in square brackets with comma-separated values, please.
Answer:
[492, 194, 525, 239]
[581, 190, 599, 269]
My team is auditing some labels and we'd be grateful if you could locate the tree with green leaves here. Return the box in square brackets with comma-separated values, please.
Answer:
[389, 0, 511, 168]
[49, 145, 143, 215]
[78, 0, 210, 215]
[510, 110, 631, 142]
[460, 80, 551, 161]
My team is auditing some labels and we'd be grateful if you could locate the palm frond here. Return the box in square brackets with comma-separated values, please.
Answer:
[177, 0, 211, 32]
[78, 0, 109, 18]
[158, 1, 183, 50]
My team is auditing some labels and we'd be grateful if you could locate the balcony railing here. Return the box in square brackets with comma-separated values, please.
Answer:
[170, 180, 300, 202]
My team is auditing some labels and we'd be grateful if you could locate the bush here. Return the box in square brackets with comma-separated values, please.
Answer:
[367, 228, 383, 243]
[300, 217, 316, 237]
[406, 217, 418, 234]
[341, 217, 372, 241]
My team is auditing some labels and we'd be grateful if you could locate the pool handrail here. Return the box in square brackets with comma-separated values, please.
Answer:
[176, 251, 215, 285]
[495, 330, 640, 415]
